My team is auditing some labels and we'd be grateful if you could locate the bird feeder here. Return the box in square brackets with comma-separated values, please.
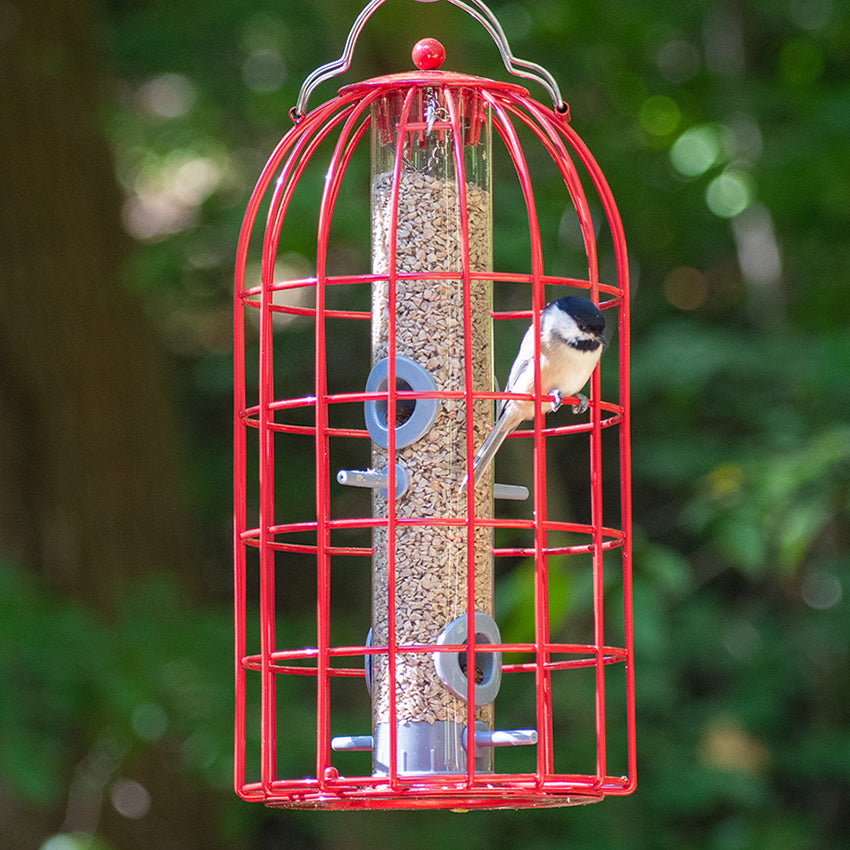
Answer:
[234, 0, 635, 810]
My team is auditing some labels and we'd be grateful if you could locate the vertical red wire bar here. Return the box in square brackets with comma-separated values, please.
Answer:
[618, 298, 636, 791]
[233, 203, 251, 801]
[589, 340, 606, 785]
[559, 121, 635, 790]
[313, 99, 377, 789]
[314, 165, 331, 790]
[527, 141, 552, 783]
[258, 166, 281, 795]
[233, 158, 269, 801]
[385, 85, 418, 787]
[232, 287, 248, 796]
[488, 97, 554, 780]
[443, 85, 478, 787]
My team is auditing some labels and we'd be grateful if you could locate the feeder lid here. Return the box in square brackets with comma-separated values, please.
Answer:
[339, 71, 529, 100]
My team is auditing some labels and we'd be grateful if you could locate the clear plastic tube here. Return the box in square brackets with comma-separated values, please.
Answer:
[369, 84, 495, 774]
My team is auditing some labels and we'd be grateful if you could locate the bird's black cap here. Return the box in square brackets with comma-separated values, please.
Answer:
[552, 295, 606, 336]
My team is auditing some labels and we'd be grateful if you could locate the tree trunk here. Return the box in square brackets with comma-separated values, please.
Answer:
[0, 0, 195, 609]
[0, 2, 232, 848]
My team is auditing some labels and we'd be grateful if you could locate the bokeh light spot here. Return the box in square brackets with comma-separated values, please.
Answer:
[801, 570, 842, 610]
[656, 39, 701, 83]
[664, 266, 709, 310]
[111, 779, 152, 819]
[137, 73, 196, 119]
[670, 125, 723, 176]
[131, 702, 168, 742]
[639, 95, 681, 137]
[789, 0, 833, 31]
[242, 48, 287, 93]
[706, 170, 755, 218]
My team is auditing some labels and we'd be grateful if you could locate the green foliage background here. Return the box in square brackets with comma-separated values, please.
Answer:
[3, 0, 849, 847]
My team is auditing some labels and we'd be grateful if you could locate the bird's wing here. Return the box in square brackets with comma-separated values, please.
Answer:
[504, 325, 536, 392]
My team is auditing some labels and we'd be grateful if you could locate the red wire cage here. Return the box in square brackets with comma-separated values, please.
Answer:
[234, 0, 634, 811]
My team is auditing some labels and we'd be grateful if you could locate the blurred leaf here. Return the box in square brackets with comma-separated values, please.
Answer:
[497, 556, 575, 643]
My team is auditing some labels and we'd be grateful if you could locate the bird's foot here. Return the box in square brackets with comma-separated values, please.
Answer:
[571, 393, 589, 415]
[549, 389, 563, 412]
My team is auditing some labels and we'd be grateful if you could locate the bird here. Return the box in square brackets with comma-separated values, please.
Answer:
[460, 295, 607, 492]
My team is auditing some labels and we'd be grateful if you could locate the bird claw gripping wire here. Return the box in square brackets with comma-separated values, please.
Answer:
[571, 392, 589, 415]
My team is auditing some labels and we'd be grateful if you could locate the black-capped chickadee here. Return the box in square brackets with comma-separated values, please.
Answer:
[460, 295, 607, 492]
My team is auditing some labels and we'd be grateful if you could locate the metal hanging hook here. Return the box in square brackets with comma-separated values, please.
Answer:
[290, 0, 567, 121]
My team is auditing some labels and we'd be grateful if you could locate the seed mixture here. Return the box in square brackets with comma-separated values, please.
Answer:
[370, 169, 496, 730]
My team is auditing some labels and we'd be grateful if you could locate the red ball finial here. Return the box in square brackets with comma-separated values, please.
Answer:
[412, 38, 446, 70]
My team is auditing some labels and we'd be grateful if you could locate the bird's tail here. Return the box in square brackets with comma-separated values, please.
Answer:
[459, 417, 511, 493]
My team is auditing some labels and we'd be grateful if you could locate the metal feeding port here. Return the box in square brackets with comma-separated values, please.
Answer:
[233, 0, 635, 811]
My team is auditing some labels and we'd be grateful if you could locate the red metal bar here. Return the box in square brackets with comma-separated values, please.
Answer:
[316, 84, 387, 793]
[258, 186, 277, 795]
[384, 84, 421, 789]
[443, 83, 481, 790]
[490, 95, 557, 781]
